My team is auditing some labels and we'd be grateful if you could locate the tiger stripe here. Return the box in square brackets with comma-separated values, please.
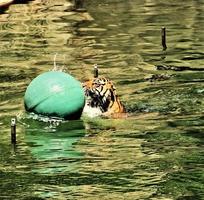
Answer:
[83, 77, 125, 116]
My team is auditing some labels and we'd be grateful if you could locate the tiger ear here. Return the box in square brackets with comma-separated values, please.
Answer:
[110, 81, 116, 90]
[82, 79, 92, 88]
[108, 80, 115, 90]
[82, 82, 86, 88]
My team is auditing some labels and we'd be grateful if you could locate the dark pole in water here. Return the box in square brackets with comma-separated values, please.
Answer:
[161, 27, 167, 50]
[74, 0, 84, 10]
[93, 64, 98, 78]
[11, 118, 16, 144]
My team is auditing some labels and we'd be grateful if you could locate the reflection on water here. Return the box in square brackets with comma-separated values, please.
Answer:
[0, 0, 204, 199]
[24, 118, 85, 174]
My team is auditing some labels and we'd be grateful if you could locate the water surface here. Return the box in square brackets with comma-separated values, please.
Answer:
[0, 0, 204, 199]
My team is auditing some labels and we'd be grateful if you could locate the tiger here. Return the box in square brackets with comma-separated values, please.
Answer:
[82, 77, 126, 117]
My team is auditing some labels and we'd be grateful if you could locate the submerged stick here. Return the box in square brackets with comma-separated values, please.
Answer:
[161, 27, 167, 50]
[93, 64, 98, 78]
[11, 118, 16, 144]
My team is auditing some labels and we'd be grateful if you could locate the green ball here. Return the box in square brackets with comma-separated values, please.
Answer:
[24, 71, 85, 120]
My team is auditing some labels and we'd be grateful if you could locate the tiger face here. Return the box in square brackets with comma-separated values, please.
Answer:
[82, 77, 125, 117]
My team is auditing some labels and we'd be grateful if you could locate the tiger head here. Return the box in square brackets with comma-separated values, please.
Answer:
[82, 77, 125, 117]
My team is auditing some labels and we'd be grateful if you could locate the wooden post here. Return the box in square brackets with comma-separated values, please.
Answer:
[161, 27, 167, 50]
[11, 118, 16, 144]
[74, 0, 84, 10]
[93, 64, 98, 78]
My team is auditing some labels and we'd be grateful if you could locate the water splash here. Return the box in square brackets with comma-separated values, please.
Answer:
[51, 53, 67, 72]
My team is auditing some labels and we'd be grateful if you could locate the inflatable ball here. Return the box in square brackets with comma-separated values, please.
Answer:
[24, 71, 85, 120]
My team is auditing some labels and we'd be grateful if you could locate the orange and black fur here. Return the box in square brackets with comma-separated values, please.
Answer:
[82, 77, 125, 117]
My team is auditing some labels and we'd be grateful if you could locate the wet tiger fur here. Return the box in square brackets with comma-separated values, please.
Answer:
[82, 77, 125, 117]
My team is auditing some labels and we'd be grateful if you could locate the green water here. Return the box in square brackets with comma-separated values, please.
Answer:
[0, 0, 204, 199]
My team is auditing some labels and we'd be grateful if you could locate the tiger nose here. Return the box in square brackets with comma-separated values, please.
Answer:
[88, 90, 95, 96]
[84, 89, 93, 96]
